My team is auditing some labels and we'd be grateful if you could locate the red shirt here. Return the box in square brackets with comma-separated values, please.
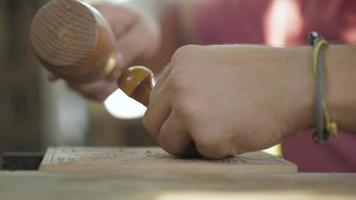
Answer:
[195, 0, 356, 172]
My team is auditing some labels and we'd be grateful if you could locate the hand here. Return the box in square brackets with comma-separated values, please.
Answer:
[143, 45, 315, 158]
[96, 3, 161, 67]
[50, 3, 162, 102]
[48, 73, 118, 102]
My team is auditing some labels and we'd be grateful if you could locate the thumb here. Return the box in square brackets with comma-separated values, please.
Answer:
[114, 16, 161, 67]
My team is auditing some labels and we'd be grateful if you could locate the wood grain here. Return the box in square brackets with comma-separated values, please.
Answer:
[30, 0, 117, 83]
[31, 0, 154, 105]
[1, 171, 356, 200]
[39, 147, 297, 173]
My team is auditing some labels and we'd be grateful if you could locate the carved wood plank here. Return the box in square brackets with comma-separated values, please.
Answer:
[40, 147, 297, 173]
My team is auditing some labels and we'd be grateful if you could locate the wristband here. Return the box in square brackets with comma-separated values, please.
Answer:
[308, 32, 338, 144]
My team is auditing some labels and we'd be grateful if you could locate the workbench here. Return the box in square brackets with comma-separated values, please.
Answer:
[0, 147, 355, 200]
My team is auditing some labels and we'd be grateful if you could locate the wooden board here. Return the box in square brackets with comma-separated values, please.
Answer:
[1, 172, 356, 200]
[39, 147, 297, 173]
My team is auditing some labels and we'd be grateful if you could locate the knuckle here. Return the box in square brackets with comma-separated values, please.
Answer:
[174, 97, 195, 118]
[166, 71, 189, 94]
[193, 129, 234, 159]
[171, 45, 201, 64]
[157, 134, 181, 157]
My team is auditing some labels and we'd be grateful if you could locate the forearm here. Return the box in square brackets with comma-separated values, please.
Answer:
[325, 45, 356, 132]
[234, 45, 356, 137]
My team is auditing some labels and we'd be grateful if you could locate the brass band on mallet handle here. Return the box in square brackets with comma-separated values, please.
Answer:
[30, 0, 153, 106]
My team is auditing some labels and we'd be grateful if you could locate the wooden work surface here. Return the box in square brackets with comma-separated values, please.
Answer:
[1, 147, 347, 199]
[0, 171, 355, 200]
[39, 147, 297, 173]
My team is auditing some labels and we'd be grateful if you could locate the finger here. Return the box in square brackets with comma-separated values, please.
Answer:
[152, 64, 173, 94]
[157, 109, 195, 157]
[67, 80, 117, 102]
[95, 5, 143, 67]
[115, 53, 125, 70]
[143, 86, 171, 139]
[115, 18, 158, 66]
[95, 5, 137, 37]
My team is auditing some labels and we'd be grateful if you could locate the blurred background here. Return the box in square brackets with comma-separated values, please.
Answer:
[0, 0, 156, 153]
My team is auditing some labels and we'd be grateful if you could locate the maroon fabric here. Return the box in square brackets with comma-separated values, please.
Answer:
[195, 0, 269, 44]
[195, 0, 356, 172]
[283, 131, 356, 172]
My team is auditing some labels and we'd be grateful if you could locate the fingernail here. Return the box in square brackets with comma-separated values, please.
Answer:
[116, 53, 126, 69]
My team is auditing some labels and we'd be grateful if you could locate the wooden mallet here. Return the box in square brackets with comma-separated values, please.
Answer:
[30, 0, 153, 106]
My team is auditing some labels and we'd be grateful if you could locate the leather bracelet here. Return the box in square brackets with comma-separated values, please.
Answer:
[308, 32, 338, 144]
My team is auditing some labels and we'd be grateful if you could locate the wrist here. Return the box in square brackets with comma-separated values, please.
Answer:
[283, 45, 356, 136]
[278, 46, 315, 138]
